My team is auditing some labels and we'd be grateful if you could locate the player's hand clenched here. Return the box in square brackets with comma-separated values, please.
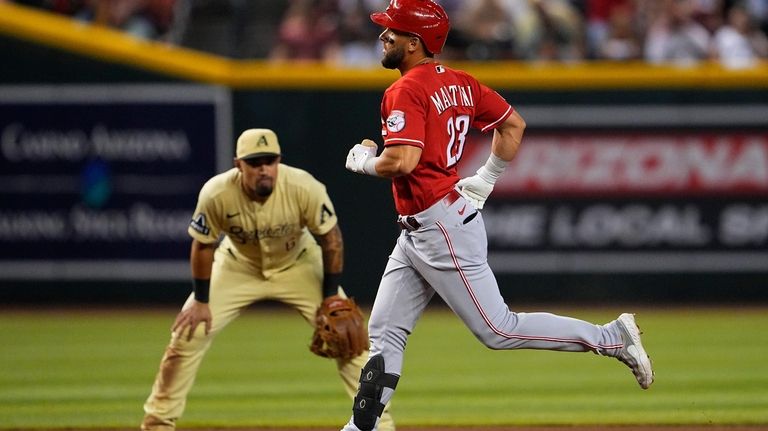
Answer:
[457, 153, 508, 210]
[456, 174, 494, 209]
[172, 301, 212, 341]
[345, 139, 379, 175]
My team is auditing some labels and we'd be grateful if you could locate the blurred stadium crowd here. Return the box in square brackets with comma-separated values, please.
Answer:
[6, 0, 768, 69]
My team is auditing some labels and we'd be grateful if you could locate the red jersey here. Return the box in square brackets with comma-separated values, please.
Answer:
[380, 62, 513, 215]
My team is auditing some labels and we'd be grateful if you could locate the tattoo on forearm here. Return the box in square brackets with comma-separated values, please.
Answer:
[318, 225, 344, 273]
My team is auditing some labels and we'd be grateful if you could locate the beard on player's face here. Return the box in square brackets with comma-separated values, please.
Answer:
[254, 182, 273, 197]
[382, 45, 405, 69]
[250, 173, 275, 198]
[242, 178, 273, 200]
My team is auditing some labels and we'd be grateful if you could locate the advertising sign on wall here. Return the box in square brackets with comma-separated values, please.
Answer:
[461, 104, 768, 273]
[0, 85, 231, 280]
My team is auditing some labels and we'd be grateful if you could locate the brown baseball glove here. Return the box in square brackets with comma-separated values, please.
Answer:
[310, 295, 369, 359]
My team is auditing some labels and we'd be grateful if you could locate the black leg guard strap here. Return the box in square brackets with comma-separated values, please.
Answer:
[353, 355, 399, 431]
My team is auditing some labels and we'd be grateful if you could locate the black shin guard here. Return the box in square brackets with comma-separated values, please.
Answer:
[352, 355, 399, 431]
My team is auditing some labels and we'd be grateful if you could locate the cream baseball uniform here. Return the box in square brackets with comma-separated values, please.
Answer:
[142, 164, 394, 431]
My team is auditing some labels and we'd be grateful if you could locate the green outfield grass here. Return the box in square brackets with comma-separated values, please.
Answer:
[0, 305, 766, 428]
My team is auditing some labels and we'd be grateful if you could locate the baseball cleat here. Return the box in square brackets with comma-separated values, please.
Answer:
[615, 313, 654, 389]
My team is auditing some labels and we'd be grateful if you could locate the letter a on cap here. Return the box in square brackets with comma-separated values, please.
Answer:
[236, 128, 281, 159]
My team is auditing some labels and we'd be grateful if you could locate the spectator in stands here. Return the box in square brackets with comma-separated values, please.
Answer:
[269, 0, 341, 62]
[597, 2, 642, 60]
[712, 2, 768, 68]
[644, 0, 711, 66]
[333, 0, 382, 67]
[584, 0, 636, 59]
[469, 0, 582, 61]
[733, 0, 768, 38]
[691, 0, 726, 35]
[449, 0, 517, 61]
[528, 0, 586, 61]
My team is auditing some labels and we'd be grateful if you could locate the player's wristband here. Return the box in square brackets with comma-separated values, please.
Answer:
[322, 273, 341, 297]
[362, 156, 380, 176]
[192, 278, 210, 303]
[477, 153, 508, 184]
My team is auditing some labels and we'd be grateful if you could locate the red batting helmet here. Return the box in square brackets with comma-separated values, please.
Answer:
[370, 0, 451, 55]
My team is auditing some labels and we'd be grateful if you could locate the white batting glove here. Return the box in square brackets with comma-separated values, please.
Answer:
[457, 153, 508, 209]
[345, 140, 379, 176]
[456, 174, 494, 209]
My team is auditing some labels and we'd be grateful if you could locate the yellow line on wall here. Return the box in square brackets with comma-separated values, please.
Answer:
[2, 2, 768, 90]
[0, 2, 233, 83]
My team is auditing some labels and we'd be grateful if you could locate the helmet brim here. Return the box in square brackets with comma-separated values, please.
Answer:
[370, 12, 394, 29]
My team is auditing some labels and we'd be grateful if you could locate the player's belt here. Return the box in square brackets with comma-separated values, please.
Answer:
[441, 189, 462, 207]
[397, 189, 462, 231]
[397, 216, 421, 231]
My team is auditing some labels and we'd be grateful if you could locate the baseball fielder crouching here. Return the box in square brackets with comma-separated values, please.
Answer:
[340, 1, 655, 431]
[141, 129, 394, 431]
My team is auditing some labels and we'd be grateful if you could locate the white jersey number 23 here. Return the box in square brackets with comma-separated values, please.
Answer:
[445, 114, 470, 168]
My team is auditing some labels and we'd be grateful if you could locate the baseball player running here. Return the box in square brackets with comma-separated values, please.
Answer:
[141, 129, 394, 431]
[340, 1, 655, 430]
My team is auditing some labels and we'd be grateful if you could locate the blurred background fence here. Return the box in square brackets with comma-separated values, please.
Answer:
[1, 1, 767, 305]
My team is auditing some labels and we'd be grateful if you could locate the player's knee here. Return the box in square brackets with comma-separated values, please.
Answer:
[472, 328, 508, 350]
[353, 355, 399, 431]
[368, 320, 406, 353]
[170, 327, 211, 350]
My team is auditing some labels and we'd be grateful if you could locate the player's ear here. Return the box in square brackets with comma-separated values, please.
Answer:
[409, 36, 422, 53]
[234, 158, 242, 171]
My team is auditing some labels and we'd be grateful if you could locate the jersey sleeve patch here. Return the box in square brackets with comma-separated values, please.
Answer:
[190, 213, 210, 236]
[386, 110, 406, 133]
[320, 203, 334, 225]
